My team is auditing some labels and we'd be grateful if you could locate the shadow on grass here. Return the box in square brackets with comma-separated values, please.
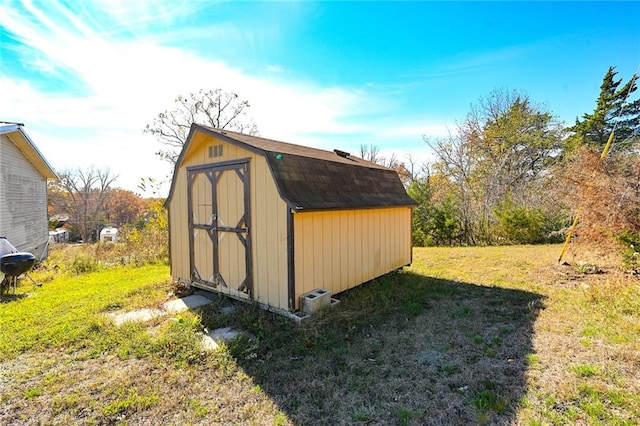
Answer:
[205, 270, 545, 425]
[0, 292, 30, 303]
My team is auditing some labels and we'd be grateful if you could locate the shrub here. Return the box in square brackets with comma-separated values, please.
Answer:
[71, 256, 99, 275]
[37, 200, 168, 278]
[493, 198, 558, 244]
[155, 314, 206, 366]
[557, 144, 640, 265]
[119, 199, 169, 265]
[618, 231, 640, 273]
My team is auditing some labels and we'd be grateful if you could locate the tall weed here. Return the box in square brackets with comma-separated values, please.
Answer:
[155, 313, 207, 366]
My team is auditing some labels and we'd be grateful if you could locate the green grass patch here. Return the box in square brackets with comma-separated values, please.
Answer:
[188, 399, 209, 417]
[350, 410, 374, 423]
[273, 412, 289, 425]
[154, 313, 207, 366]
[442, 364, 458, 375]
[24, 387, 43, 399]
[573, 384, 640, 424]
[474, 385, 507, 414]
[0, 263, 170, 359]
[571, 364, 599, 378]
[397, 407, 413, 425]
[102, 389, 159, 416]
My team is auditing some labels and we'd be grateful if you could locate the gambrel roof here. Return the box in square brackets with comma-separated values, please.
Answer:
[168, 124, 416, 211]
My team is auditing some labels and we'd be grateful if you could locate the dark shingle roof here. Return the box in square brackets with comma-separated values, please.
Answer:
[171, 124, 416, 211]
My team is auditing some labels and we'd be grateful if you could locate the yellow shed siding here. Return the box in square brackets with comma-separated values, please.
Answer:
[215, 169, 246, 295]
[292, 206, 412, 310]
[168, 132, 290, 311]
[168, 170, 190, 279]
[169, 129, 414, 314]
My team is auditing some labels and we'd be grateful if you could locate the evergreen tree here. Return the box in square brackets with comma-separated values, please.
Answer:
[569, 66, 640, 152]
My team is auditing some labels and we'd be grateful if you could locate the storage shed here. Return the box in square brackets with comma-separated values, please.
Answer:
[0, 122, 57, 260]
[165, 124, 416, 314]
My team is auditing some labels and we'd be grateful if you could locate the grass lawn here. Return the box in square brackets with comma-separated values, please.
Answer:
[0, 244, 638, 425]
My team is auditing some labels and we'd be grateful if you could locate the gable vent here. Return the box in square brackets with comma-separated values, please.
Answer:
[334, 149, 350, 158]
[209, 144, 224, 158]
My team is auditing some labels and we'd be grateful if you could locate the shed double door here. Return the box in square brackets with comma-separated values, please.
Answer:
[187, 160, 252, 299]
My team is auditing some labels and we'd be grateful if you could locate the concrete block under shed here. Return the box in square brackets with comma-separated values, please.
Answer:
[301, 288, 331, 315]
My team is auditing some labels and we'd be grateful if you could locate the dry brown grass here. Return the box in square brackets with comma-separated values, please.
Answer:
[0, 352, 285, 425]
[1, 244, 638, 425]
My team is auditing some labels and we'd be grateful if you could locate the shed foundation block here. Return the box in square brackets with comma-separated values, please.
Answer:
[301, 288, 332, 315]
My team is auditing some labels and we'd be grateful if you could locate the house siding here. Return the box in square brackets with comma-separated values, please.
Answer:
[0, 133, 49, 259]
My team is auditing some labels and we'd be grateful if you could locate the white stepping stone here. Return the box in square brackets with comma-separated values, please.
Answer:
[111, 308, 165, 326]
[201, 327, 240, 350]
[163, 294, 212, 313]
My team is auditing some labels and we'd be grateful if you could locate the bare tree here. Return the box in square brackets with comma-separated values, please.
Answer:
[425, 132, 478, 244]
[359, 144, 400, 168]
[145, 89, 258, 164]
[50, 168, 118, 243]
[402, 153, 427, 185]
[461, 89, 564, 208]
[360, 144, 383, 164]
[359, 144, 415, 186]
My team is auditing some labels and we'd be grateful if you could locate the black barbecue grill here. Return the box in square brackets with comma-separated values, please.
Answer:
[0, 237, 36, 297]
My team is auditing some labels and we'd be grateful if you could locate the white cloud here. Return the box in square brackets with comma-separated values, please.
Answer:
[0, 0, 441, 195]
[380, 123, 452, 139]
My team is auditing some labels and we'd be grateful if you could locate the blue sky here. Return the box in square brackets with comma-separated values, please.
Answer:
[1, 1, 639, 195]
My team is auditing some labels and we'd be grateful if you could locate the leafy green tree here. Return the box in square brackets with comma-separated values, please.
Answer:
[428, 194, 462, 246]
[120, 197, 169, 265]
[408, 174, 463, 247]
[427, 89, 565, 245]
[408, 176, 435, 246]
[568, 66, 639, 152]
[494, 197, 549, 244]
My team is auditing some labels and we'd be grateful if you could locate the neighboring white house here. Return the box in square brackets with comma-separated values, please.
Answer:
[0, 122, 57, 260]
[49, 228, 69, 244]
[100, 227, 118, 242]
